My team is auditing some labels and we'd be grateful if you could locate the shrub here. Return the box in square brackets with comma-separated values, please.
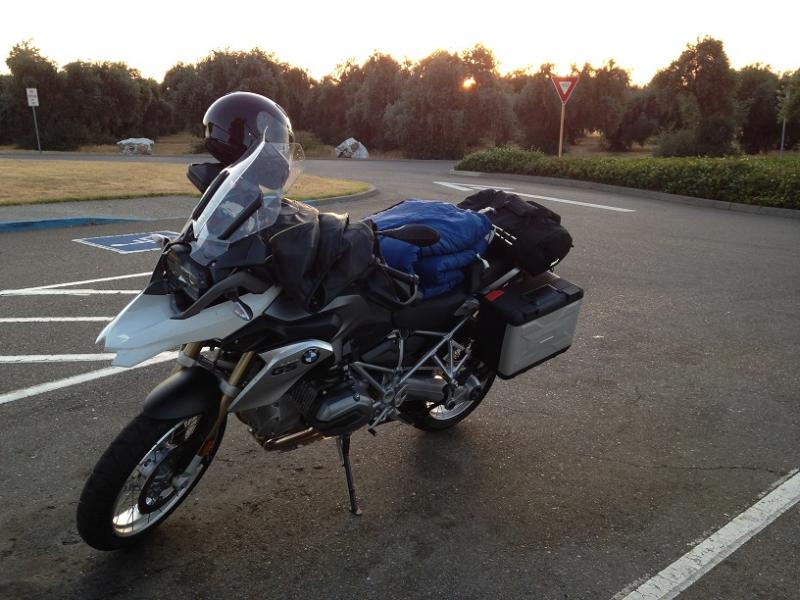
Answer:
[455, 147, 799, 209]
[654, 129, 700, 157]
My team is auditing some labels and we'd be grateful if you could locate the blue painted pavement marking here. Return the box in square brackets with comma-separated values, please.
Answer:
[0, 216, 145, 233]
[73, 231, 179, 254]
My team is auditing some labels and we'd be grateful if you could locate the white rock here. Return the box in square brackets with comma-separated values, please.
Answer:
[116, 138, 155, 155]
[335, 137, 369, 159]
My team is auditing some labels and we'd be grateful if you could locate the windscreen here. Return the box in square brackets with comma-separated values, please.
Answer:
[192, 139, 304, 262]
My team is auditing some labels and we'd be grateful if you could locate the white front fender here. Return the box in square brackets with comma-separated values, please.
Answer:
[99, 287, 282, 367]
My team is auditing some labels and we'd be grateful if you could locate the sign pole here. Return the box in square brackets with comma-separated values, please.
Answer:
[26, 88, 42, 153]
[31, 106, 42, 154]
[558, 102, 566, 158]
[779, 91, 789, 158]
[780, 116, 787, 158]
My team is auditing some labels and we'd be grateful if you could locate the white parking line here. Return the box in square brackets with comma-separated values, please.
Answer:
[0, 354, 117, 363]
[432, 181, 635, 212]
[614, 469, 800, 600]
[0, 317, 113, 323]
[4, 272, 150, 292]
[0, 289, 140, 296]
[462, 183, 516, 191]
[514, 191, 635, 213]
[433, 181, 475, 192]
[0, 352, 178, 406]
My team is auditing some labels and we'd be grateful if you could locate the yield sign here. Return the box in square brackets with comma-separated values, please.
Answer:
[551, 76, 579, 104]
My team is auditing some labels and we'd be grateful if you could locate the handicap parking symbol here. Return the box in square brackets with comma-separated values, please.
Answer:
[73, 231, 179, 254]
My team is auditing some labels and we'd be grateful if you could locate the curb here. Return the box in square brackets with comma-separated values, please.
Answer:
[0, 186, 379, 234]
[304, 184, 378, 205]
[449, 169, 800, 219]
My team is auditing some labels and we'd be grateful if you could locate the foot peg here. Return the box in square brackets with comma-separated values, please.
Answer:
[336, 434, 362, 516]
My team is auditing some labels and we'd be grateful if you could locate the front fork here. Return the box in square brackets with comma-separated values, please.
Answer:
[173, 343, 363, 514]
[173, 343, 255, 458]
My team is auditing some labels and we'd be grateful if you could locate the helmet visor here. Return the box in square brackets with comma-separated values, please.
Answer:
[191, 138, 304, 262]
[204, 105, 291, 164]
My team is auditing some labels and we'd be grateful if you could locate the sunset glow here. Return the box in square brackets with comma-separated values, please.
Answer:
[0, 0, 798, 84]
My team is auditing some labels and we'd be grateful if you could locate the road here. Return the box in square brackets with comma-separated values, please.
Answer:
[1, 157, 798, 600]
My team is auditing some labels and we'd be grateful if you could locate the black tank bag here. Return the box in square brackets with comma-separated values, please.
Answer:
[458, 189, 572, 275]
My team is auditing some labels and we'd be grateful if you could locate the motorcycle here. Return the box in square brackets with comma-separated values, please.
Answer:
[76, 135, 583, 550]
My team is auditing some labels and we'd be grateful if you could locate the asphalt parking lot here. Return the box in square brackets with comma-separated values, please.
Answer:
[1, 158, 798, 599]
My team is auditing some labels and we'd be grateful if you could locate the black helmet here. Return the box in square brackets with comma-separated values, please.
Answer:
[203, 92, 293, 166]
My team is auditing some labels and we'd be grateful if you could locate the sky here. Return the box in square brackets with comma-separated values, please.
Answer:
[1, 0, 798, 85]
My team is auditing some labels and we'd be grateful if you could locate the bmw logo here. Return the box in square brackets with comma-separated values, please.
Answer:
[302, 348, 320, 364]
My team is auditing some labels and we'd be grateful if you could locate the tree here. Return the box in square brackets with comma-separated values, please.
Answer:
[383, 51, 470, 158]
[510, 64, 562, 154]
[736, 65, 780, 153]
[0, 74, 12, 144]
[162, 63, 204, 133]
[460, 45, 514, 148]
[778, 69, 800, 151]
[161, 49, 313, 137]
[4, 41, 71, 149]
[585, 61, 632, 148]
[306, 72, 351, 145]
[345, 53, 405, 148]
[650, 37, 738, 156]
[780, 69, 800, 122]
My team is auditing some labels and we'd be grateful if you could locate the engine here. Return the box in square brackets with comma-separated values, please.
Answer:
[236, 378, 376, 448]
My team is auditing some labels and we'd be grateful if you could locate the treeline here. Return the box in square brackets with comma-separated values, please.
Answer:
[1, 39, 798, 157]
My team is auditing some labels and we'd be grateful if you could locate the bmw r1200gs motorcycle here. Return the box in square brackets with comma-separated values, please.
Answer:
[76, 133, 583, 551]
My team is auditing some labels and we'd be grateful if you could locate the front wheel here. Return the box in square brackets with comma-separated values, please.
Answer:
[76, 411, 224, 550]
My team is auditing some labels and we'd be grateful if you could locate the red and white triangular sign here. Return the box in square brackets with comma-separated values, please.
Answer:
[551, 76, 579, 104]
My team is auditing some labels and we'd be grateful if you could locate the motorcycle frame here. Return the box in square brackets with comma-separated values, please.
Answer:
[349, 313, 473, 402]
[216, 267, 522, 424]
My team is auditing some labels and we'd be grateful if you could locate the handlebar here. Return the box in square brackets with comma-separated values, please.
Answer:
[171, 272, 270, 320]
[381, 264, 418, 286]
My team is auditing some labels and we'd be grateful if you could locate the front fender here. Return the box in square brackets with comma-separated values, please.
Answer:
[142, 367, 222, 420]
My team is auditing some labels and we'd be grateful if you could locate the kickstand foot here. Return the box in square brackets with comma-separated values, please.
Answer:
[336, 434, 362, 515]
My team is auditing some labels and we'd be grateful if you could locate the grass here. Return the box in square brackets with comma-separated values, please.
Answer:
[566, 131, 657, 157]
[1, 130, 406, 159]
[0, 132, 206, 155]
[0, 160, 370, 206]
[77, 131, 205, 155]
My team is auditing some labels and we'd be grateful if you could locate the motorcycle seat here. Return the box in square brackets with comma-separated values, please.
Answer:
[392, 287, 469, 330]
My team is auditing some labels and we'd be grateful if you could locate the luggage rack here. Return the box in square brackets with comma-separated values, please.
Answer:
[490, 223, 516, 248]
[488, 222, 564, 272]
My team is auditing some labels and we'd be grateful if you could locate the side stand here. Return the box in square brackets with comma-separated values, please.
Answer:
[336, 434, 362, 516]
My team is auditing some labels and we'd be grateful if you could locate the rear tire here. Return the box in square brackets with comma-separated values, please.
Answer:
[76, 411, 224, 550]
[404, 365, 496, 432]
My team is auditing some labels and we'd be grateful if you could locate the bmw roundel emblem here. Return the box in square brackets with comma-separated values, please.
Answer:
[302, 348, 320, 364]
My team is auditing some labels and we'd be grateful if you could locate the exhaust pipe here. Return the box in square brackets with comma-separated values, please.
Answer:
[263, 427, 325, 451]
[403, 376, 446, 402]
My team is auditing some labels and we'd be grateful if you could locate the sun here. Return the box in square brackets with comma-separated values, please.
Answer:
[462, 77, 476, 90]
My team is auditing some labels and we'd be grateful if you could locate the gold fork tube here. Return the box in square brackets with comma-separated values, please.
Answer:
[171, 342, 204, 374]
[204, 351, 256, 446]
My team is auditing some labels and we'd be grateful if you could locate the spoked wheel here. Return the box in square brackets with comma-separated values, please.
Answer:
[403, 361, 496, 432]
[77, 411, 225, 550]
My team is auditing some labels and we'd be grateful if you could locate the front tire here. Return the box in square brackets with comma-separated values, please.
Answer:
[77, 411, 224, 551]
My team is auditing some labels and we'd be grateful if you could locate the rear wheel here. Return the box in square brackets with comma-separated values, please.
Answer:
[403, 361, 496, 432]
[76, 411, 224, 550]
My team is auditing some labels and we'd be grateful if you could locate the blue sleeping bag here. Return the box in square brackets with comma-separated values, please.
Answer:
[370, 199, 492, 298]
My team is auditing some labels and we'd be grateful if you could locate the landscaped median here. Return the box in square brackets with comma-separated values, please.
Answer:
[0, 159, 371, 205]
[456, 147, 800, 210]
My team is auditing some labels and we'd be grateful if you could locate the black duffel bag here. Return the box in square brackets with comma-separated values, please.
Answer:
[458, 189, 572, 275]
